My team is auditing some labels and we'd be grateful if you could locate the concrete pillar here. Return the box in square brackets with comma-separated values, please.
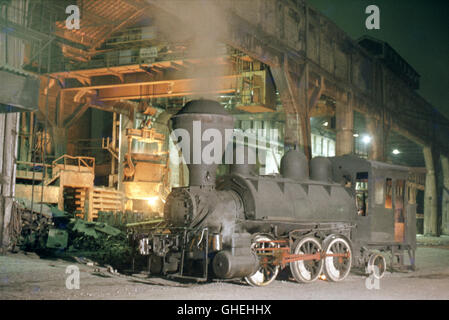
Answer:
[441, 154, 449, 235]
[0, 113, 20, 251]
[18, 113, 29, 162]
[365, 117, 385, 161]
[270, 63, 310, 159]
[284, 115, 301, 149]
[284, 115, 310, 156]
[335, 93, 354, 156]
[408, 186, 417, 205]
[423, 146, 438, 236]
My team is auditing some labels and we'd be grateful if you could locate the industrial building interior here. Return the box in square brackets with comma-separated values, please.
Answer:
[0, 0, 448, 300]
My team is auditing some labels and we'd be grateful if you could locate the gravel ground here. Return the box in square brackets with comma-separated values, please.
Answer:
[0, 245, 448, 300]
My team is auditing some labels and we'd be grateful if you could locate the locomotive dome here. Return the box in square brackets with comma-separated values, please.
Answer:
[310, 156, 333, 182]
[280, 149, 308, 180]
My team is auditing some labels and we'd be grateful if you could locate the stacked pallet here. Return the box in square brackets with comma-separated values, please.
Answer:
[92, 188, 124, 216]
[75, 188, 124, 220]
[74, 188, 87, 219]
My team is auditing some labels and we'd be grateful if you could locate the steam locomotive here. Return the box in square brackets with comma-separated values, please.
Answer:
[133, 99, 416, 286]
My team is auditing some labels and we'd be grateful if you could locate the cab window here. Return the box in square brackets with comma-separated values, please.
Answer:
[385, 178, 392, 209]
[355, 172, 369, 216]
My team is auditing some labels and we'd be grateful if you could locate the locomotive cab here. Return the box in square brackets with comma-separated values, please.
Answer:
[330, 155, 416, 271]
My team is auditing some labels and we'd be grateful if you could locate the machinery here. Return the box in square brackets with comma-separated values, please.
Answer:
[133, 99, 416, 286]
[122, 106, 171, 215]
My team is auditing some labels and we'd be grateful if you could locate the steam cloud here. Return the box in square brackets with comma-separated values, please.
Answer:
[151, 0, 230, 100]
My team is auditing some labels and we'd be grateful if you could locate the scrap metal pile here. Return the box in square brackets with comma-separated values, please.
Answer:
[97, 210, 159, 228]
[7, 199, 143, 272]
[68, 219, 134, 271]
[8, 199, 53, 252]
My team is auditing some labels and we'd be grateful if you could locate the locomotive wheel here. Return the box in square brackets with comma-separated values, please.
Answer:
[245, 234, 280, 287]
[366, 252, 386, 279]
[290, 236, 324, 283]
[322, 235, 352, 282]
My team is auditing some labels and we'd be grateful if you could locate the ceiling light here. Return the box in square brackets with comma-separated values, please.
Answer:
[323, 121, 329, 127]
[353, 133, 359, 137]
[392, 149, 400, 155]
[362, 135, 371, 144]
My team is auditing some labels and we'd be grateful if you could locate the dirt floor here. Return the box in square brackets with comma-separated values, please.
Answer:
[1, 243, 449, 300]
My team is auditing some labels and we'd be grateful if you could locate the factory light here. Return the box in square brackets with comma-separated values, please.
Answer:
[392, 149, 400, 155]
[323, 121, 329, 127]
[362, 135, 371, 144]
[353, 133, 359, 137]
[146, 196, 159, 207]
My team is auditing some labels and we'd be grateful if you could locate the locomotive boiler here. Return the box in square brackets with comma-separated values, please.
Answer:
[134, 99, 416, 286]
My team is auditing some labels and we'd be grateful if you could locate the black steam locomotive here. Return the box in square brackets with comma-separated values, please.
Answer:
[134, 99, 416, 286]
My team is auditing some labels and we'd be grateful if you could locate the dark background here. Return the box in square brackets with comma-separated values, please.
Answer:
[308, 0, 449, 119]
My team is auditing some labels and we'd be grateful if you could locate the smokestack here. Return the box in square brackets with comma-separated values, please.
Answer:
[171, 99, 234, 187]
[230, 145, 257, 176]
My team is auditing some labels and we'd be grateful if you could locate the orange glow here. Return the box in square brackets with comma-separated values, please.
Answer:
[146, 196, 159, 207]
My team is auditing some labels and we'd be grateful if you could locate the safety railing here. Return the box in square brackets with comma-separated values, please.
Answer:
[16, 160, 52, 181]
[52, 155, 95, 173]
